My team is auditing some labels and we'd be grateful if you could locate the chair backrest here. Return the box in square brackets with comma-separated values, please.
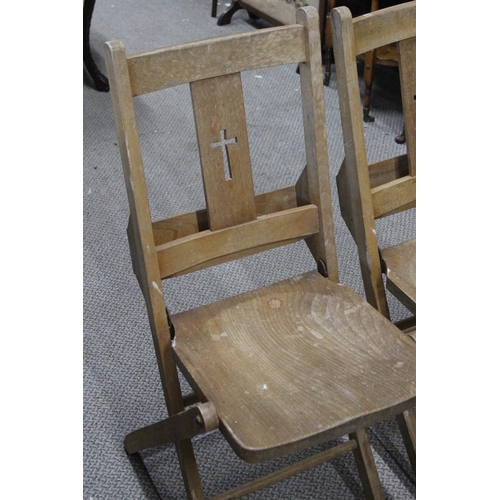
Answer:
[331, 1, 416, 317]
[104, 7, 338, 406]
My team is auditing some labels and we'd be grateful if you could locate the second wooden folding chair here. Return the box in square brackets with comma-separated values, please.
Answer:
[331, 1, 416, 335]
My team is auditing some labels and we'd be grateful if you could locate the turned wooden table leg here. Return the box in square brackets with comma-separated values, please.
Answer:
[362, 50, 376, 122]
[84, 0, 109, 92]
[395, 125, 406, 144]
[323, 48, 333, 86]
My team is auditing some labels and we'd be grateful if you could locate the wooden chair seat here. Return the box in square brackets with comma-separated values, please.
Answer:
[381, 238, 416, 315]
[173, 270, 416, 463]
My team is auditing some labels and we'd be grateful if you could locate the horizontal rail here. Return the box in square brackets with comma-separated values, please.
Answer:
[127, 25, 306, 96]
[156, 205, 319, 279]
[371, 175, 415, 219]
[212, 440, 357, 500]
[352, 1, 416, 56]
[152, 185, 298, 246]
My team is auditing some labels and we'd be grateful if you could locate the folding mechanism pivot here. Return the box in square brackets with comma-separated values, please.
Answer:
[166, 308, 176, 340]
[124, 402, 219, 455]
[317, 259, 328, 278]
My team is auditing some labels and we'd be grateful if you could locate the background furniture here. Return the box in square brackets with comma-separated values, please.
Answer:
[331, 2, 416, 331]
[217, 1, 331, 80]
[83, 0, 109, 91]
[104, 6, 416, 498]
[217, 0, 408, 142]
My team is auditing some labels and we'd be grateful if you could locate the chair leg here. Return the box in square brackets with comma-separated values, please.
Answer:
[217, 0, 242, 26]
[124, 403, 218, 499]
[349, 428, 385, 500]
[83, 0, 109, 92]
[362, 50, 376, 123]
[395, 126, 406, 144]
[211, 0, 218, 18]
[323, 48, 333, 86]
[177, 439, 207, 499]
[396, 409, 416, 473]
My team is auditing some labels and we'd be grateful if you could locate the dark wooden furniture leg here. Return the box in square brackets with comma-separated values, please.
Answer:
[84, 0, 109, 92]
[211, 0, 218, 18]
[362, 50, 376, 122]
[395, 126, 406, 144]
[217, 1, 243, 25]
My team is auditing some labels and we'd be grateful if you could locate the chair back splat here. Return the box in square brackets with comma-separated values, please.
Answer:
[105, 6, 415, 498]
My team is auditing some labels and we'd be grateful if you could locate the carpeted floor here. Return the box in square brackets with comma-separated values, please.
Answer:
[83, 1, 415, 498]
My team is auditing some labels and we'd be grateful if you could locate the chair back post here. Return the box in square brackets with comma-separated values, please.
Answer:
[331, 2, 416, 317]
[105, 41, 207, 499]
[296, 6, 339, 282]
[330, 7, 388, 314]
[104, 41, 188, 418]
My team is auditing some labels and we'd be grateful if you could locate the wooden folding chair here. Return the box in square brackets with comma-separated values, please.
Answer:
[331, 2, 416, 336]
[104, 7, 415, 498]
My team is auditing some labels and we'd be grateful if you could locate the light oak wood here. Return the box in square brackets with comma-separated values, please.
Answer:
[371, 175, 416, 219]
[331, 3, 416, 476]
[191, 72, 256, 231]
[381, 238, 416, 315]
[398, 36, 416, 176]
[331, 2, 416, 320]
[151, 185, 298, 246]
[367, 155, 410, 189]
[156, 205, 319, 279]
[127, 25, 306, 96]
[352, 3, 416, 57]
[105, 7, 416, 498]
[104, 39, 206, 499]
[173, 271, 416, 463]
[296, 7, 339, 281]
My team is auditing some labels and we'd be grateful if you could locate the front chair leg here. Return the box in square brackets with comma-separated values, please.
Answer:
[124, 402, 219, 455]
[349, 428, 384, 500]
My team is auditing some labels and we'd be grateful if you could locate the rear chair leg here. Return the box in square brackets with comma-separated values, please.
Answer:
[396, 409, 416, 473]
[349, 428, 385, 500]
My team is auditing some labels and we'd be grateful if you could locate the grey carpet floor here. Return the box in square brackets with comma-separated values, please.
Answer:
[83, 1, 416, 498]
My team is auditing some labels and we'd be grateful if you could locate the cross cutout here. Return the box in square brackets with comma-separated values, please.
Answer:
[211, 129, 237, 181]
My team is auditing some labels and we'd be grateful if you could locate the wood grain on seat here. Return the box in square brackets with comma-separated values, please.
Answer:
[173, 270, 416, 463]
